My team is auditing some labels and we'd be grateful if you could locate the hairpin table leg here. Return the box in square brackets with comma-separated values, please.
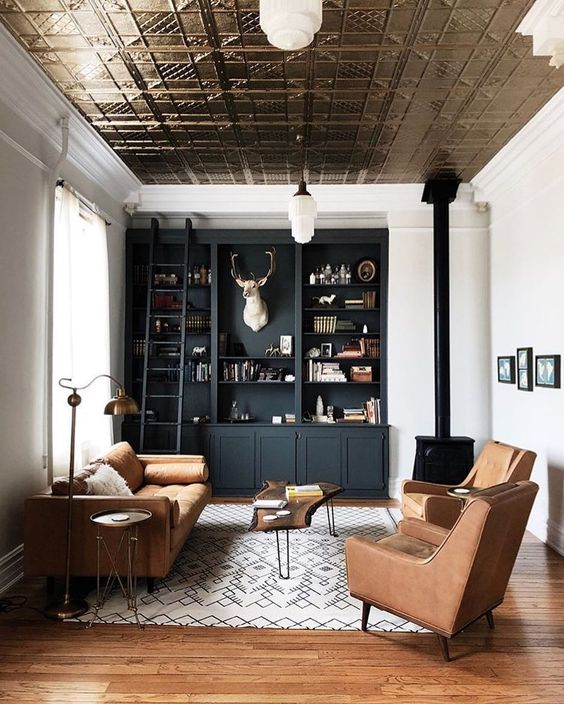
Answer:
[275, 530, 290, 579]
[326, 498, 338, 537]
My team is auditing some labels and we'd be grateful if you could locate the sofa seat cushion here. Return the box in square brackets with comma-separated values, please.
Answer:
[96, 442, 145, 493]
[144, 462, 209, 485]
[402, 492, 426, 518]
[376, 533, 437, 560]
[136, 483, 211, 531]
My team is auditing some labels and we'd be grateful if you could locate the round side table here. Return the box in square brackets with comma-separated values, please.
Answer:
[446, 486, 481, 502]
[88, 508, 152, 629]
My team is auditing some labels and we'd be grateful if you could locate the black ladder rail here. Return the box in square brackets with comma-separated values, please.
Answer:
[140, 218, 192, 453]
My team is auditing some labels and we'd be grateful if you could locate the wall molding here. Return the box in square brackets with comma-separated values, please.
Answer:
[471, 87, 564, 204]
[0, 545, 24, 595]
[0, 24, 140, 207]
[547, 519, 564, 556]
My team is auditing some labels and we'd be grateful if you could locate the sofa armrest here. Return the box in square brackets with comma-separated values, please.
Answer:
[421, 495, 463, 529]
[402, 479, 452, 496]
[398, 517, 449, 546]
[24, 495, 173, 578]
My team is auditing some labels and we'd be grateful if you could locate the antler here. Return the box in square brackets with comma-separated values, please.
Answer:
[257, 247, 276, 287]
[230, 251, 246, 287]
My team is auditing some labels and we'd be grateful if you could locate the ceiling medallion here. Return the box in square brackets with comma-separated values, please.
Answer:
[289, 179, 317, 244]
[259, 0, 323, 51]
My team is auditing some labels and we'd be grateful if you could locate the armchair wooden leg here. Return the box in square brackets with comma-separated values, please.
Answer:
[361, 602, 371, 631]
[486, 610, 495, 629]
[436, 634, 450, 662]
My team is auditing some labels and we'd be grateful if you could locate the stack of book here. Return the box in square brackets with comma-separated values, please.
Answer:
[337, 408, 366, 423]
[345, 298, 364, 309]
[336, 340, 363, 358]
[363, 397, 381, 424]
[336, 319, 356, 332]
[285, 484, 324, 500]
[285, 413, 296, 424]
[306, 360, 347, 382]
[362, 291, 377, 308]
[153, 293, 182, 309]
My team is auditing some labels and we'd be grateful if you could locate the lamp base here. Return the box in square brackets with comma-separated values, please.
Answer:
[44, 597, 89, 620]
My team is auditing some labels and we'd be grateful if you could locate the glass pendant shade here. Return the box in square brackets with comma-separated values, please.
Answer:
[260, 0, 323, 51]
[289, 181, 317, 244]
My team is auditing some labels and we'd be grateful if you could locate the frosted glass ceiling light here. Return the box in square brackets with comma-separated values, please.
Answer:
[289, 180, 317, 244]
[260, 0, 323, 51]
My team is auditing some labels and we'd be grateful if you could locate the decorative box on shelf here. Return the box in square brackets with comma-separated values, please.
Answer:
[350, 366, 373, 382]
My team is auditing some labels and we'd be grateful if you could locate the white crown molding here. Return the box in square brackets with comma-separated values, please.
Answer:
[0, 25, 141, 204]
[126, 183, 478, 222]
[518, 0, 564, 67]
[471, 87, 564, 203]
[0, 544, 23, 595]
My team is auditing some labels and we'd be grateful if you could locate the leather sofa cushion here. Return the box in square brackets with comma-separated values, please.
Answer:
[144, 462, 209, 485]
[96, 442, 145, 493]
[136, 483, 210, 529]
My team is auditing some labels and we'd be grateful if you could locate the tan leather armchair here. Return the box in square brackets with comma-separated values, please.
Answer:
[346, 481, 538, 661]
[402, 440, 536, 528]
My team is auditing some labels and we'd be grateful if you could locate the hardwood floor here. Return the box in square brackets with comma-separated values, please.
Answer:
[1, 533, 562, 703]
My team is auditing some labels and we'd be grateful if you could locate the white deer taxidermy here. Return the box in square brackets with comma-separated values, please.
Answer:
[230, 248, 276, 332]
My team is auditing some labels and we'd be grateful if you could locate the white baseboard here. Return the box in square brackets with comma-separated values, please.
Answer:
[546, 519, 564, 557]
[388, 477, 403, 500]
[0, 545, 24, 595]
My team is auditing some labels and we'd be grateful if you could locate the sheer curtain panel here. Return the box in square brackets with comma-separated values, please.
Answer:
[52, 187, 112, 474]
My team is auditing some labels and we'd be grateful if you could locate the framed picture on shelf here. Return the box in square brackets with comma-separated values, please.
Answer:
[320, 343, 333, 358]
[354, 258, 378, 283]
[517, 347, 533, 391]
[497, 356, 515, 384]
[279, 335, 293, 356]
[535, 354, 561, 388]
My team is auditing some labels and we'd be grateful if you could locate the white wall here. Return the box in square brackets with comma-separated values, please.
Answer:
[473, 88, 564, 554]
[0, 25, 138, 590]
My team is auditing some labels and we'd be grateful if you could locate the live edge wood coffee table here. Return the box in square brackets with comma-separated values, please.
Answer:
[250, 480, 344, 579]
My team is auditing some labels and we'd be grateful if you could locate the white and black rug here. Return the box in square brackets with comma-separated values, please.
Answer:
[78, 504, 423, 632]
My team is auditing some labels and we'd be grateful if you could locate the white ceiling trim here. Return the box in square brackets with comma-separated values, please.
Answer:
[0, 24, 141, 204]
[518, 0, 564, 67]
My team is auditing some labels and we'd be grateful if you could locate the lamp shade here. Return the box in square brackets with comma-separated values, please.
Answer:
[104, 388, 139, 416]
[289, 181, 317, 244]
[260, 0, 322, 51]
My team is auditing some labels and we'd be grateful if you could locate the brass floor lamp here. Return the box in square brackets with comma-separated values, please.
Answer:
[44, 374, 139, 620]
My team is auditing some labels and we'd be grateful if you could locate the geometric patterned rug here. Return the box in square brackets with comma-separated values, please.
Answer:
[77, 504, 425, 632]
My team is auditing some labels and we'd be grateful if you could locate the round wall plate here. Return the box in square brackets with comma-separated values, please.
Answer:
[354, 258, 378, 283]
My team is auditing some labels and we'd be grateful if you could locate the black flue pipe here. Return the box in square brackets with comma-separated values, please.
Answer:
[422, 178, 460, 439]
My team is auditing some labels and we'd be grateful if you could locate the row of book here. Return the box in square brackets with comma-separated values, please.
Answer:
[312, 316, 357, 334]
[186, 361, 211, 383]
[305, 360, 347, 382]
[333, 399, 381, 424]
[222, 361, 285, 382]
[186, 314, 211, 333]
[344, 291, 378, 309]
[336, 337, 380, 359]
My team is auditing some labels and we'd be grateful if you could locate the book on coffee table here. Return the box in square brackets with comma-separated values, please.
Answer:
[252, 499, 288, 509]
[285, 484, 324, 499]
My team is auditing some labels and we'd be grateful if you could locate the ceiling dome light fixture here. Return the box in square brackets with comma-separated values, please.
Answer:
[260, 0, 323, 51]
[289, 179, 317, 244]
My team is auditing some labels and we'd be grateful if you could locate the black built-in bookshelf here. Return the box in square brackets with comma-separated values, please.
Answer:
[123, 222, 389, 497]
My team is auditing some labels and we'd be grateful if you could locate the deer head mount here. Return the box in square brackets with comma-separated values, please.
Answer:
[230, 248, 276, 332]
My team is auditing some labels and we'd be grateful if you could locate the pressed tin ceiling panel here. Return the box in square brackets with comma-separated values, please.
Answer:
[1, 0, 562, 184]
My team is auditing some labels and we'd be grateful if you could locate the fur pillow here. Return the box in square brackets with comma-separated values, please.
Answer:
[85, 463, 133, 496]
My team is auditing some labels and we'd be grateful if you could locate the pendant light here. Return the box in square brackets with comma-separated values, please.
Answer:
[260, 0, 323, 51]
[289, 178, 317, 244]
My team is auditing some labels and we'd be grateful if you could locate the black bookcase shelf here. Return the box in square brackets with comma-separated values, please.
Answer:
[124, 224, 389, 497]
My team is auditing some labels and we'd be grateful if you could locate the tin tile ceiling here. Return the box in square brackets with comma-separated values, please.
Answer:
[1, 0, 562, 184]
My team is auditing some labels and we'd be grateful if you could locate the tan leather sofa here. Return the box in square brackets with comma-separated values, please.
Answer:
[402, 440, 536, 528]
[24, 442, 211, 589]
[346, 481, 538, 661]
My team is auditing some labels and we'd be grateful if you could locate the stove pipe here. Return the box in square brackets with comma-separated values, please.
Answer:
[422, 178, 460, 438]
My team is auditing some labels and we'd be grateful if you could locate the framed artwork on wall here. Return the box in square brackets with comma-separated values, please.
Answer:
[497, 356, 515, 384]
[535, 355, 561, 388]
[517, 347, 533, 391]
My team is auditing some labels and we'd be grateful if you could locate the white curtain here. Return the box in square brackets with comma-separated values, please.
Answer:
[52, 187, 113, 474]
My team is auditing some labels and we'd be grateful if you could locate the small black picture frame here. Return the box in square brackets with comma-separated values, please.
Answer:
[320, 342, 333, 358]
[517, 347, 533, 391]
[535, 354, 561, 388]
[497, 356, 515, 384]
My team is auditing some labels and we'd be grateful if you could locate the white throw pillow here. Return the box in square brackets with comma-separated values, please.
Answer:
[85, 463, 133, 496]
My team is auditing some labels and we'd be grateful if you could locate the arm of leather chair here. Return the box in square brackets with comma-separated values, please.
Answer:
[401, 479, 452, 496]
[398, 517, 450, 546]
[421, 495, 463, 529]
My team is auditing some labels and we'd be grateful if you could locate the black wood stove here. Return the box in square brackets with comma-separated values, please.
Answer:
[413, 179, 474, 485]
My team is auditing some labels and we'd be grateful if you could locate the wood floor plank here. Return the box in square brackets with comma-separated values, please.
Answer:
[0, 529, 562, 703]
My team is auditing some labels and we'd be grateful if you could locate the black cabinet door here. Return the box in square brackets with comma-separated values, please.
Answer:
[256, 429, 297, 487]
[341, 427, 387, 496]
[297, 430, 342, 486]
[212, 428, 256, 492]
